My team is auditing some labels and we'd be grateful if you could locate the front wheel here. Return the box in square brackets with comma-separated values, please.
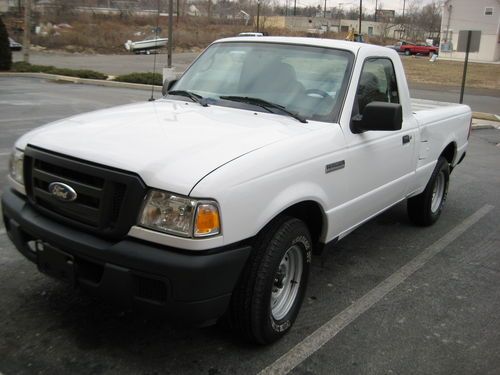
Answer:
[407, 156, 450, 226]
[405, 50, 411, 56]
[230, 217, 312, 344]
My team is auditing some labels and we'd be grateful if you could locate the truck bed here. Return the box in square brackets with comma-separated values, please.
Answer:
[411, 98, 471, 127]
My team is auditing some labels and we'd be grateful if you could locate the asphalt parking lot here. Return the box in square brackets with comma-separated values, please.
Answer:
[0, 77, 499, 375]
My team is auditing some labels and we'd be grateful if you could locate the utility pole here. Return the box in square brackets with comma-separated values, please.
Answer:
[324, 0, 326, 18]
[168, 0, 173, 68]
[374, 0, 378, 22]
[176, 0, 180, 24]
[402, 0, 406, 38]
[293, 0, 297, 16]
[338, 3, 345, 32]
[256, 0, 261, 32]
[23, 0, 31, 63]
[358, 0, 362, 34]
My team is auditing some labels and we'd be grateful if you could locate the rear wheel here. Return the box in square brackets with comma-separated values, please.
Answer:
[405, 50, 411, 56]
[230, 217, 312, 344]
[407, 156, 450, 226]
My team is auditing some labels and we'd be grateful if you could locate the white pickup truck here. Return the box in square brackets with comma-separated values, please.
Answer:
[3, 37, 471, 344]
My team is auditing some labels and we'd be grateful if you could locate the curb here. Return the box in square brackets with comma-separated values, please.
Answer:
[472, 111, 500, 122]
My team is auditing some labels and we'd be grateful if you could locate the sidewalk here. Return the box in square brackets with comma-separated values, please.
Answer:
[472, 118, 500, 130]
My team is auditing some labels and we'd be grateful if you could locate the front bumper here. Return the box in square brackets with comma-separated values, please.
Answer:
[2, 188, 251, 325]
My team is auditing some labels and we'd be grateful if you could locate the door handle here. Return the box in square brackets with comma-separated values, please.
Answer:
[402, 135, 412, 144]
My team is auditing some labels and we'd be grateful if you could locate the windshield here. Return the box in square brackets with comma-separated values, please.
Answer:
[171, 42, 354, 123]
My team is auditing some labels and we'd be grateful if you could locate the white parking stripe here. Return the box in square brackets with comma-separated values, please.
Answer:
[258, 204, 495, 375]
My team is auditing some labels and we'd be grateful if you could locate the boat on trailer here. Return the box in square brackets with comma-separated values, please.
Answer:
[124, 37, 168, 54]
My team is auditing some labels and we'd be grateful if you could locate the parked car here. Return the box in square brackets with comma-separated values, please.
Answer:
[385, 44, 399, 51]
[3, 37, 471, 344]
[400, 42, 438, 56]
[385, 41, 414, 53]
[9, 37, 22, 51]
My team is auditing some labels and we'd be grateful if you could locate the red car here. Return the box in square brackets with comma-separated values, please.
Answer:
[400, 43, 438, 56]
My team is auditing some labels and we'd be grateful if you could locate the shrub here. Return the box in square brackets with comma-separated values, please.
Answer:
[113, 72, 162, 86]
[11, 62, 107, 79]
[0, 16, 12, 71]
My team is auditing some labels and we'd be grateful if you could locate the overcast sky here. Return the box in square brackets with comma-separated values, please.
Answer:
[290, 0, 437, 15]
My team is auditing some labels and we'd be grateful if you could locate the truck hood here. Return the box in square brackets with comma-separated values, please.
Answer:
[17, 99, 311, 195]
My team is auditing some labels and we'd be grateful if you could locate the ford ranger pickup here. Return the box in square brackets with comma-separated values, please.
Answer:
[2, 37, 471, 344]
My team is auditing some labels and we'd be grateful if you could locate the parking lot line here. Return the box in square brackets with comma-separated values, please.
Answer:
[258, 204, 495, 375]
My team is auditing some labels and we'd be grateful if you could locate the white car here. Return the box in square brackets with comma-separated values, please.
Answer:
[9, 37, 22, 51]
[3, 37, 471, 344]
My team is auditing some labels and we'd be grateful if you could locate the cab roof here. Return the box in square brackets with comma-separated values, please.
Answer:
[213, 36, 391, 55]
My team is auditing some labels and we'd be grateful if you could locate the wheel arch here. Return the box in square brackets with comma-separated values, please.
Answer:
[257, 200, 328, 255]
[440, 142, 457, 169]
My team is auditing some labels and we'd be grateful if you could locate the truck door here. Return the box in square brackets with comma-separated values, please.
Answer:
[335, 56, 417, 235]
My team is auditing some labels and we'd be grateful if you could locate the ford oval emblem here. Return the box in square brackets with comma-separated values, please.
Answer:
[48, 182, 78, 202]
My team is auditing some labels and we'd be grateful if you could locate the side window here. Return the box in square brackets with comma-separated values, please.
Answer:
[352, 58, 400, 117]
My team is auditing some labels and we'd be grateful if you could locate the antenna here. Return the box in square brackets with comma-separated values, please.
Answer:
[148, 0, 161, 102]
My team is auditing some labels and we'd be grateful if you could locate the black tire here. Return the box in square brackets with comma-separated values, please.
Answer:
[407, 156, 450, 226]
[230, 216, 312, 344]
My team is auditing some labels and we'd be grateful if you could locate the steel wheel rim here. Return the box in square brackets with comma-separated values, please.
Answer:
[431, 171, 445, 213]
[271, 244, 303, 321]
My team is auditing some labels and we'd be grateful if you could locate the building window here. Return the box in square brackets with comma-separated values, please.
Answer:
[485, 7, 493, 15]
[368, 26, 373, 36]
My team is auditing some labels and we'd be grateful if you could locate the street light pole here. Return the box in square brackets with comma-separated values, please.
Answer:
[168, 0, 173, 68]
[257, 0, 261, 32]
[358, 0, 362, 34]
[23, 0, 31, 63]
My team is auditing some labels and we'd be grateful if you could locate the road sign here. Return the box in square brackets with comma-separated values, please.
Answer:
[457, 30, 481, 53]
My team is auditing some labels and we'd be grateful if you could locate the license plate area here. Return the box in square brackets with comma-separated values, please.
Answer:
[36, 241, 76, 286]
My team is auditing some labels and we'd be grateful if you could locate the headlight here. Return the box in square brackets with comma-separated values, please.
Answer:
[9, 149, 24, 185]
[139, 190, 221, 238]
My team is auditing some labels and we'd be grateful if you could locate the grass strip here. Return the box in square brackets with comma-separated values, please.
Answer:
[11, 61, 107, 80]
[113, 72, 162, 86]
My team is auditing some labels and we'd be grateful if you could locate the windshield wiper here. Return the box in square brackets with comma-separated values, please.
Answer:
[219, 96, 307, 123]
[168, 90, 208, 107]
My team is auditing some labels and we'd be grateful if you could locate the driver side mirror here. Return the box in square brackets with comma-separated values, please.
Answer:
[162, 79, 177, 96]
[351, 102, 402, 134]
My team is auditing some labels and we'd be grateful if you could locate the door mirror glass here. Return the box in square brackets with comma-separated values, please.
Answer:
[351, 101, 402, 133]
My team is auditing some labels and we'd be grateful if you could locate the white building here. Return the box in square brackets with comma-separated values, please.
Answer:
[439, 0, 500, 62]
